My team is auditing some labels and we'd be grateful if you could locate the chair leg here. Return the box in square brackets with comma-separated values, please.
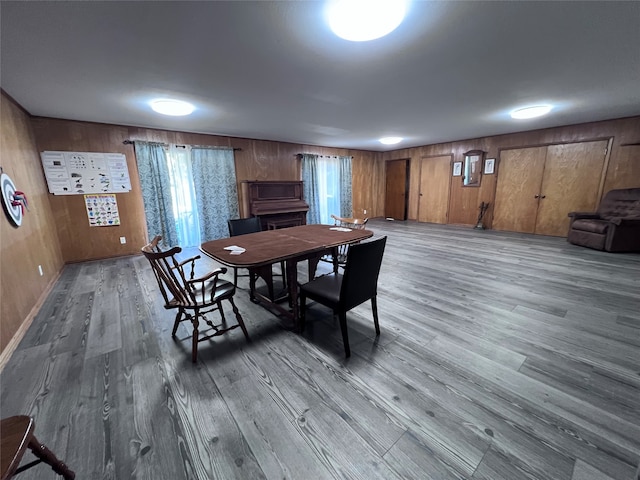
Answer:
[249, 268, 257, 302]
[228, 297, 249, 341]
[172, 308, 184, 337]
[217, 301, 227, 324]
[191, 311, 200, 363]
[280, 261, 287, 288]
[299, 291, 306, 332]
[338, 311, 351, 357]
[28, 435, 76, 479]
[371, 296, 380, 336]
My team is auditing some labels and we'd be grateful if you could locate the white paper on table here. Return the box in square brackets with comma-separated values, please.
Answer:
[224, 245, 246, 254]
[329, 227, 352, 232]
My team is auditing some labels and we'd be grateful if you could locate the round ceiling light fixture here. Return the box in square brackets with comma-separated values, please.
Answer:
[379, 136, 403, 145]
[150, 99, 195, 116]
[510, 105, 553, 119]
[325, 0, 408, 42]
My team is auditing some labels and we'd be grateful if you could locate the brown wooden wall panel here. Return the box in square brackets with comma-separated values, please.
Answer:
[381, 116, 640, 227]
[0, 94, 64, 353]
[30, 118, 382, 260]
[31, 118, 147, 263]
[603, 144, 640, 192]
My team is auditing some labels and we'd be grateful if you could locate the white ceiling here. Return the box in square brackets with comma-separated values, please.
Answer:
[2, 1, 639, 152]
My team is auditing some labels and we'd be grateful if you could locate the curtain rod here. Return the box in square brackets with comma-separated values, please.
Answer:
[123, 140, 241, 151]
[296, 153, 353, 158]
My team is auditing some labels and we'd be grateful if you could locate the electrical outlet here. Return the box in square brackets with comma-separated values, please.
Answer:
[38, 265, 43, 276]
[120, 236, 126, 244]
[364, 209, 367, 214]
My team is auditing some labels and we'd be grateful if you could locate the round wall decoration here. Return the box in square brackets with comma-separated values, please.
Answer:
[1, 172, 23, 227]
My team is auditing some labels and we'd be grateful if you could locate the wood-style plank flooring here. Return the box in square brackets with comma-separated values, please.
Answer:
[2, 219, 639, 479]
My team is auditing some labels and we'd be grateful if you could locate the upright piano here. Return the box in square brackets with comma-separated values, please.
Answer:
[240, 181, 309, 230]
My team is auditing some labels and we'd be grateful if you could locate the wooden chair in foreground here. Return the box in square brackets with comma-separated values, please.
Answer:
[300, 236, 387, 357]
[320, 214, 369, 273]
[141, 235, 249, 363]
[1, 415, 75, 479]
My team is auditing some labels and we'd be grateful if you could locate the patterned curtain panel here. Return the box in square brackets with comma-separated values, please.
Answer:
[134, 142, 179, 247]
[339, 155, 353, 217]
[301, 154, 321, 224]
[191, 147, 239, 242]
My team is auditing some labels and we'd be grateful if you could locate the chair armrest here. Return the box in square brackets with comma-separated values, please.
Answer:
[187, 267, 229, 303]
[608, 217, 640, 226]
[188, 267, 227, 284]
[174, 255, 201, 268]
[171, 255, 202, 281]
[567, 212, 600, 219]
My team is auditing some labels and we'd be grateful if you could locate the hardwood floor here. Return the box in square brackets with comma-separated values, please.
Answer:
[2, 219, 639, 479]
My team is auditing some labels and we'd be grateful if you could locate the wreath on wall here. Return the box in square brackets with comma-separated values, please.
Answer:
[1, 168, 28, 227]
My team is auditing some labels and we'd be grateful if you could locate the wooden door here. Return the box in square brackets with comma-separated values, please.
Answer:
[535, 140, 608, 236]
[493, 147, 547, 233]
[418, 155, 451, 224]
[385, 159, 409, 220]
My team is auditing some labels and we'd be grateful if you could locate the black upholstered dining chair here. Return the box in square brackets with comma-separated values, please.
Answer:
[227, 217, 286, 300]
[299, 236, 387, 357]
[141, 235, 249, 363]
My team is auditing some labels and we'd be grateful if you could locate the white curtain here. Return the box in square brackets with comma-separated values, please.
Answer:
[166, 145, 201, 247]
[302, 155, 352, 224]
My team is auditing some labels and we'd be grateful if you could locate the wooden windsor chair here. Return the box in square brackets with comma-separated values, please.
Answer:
[1, 415, 75, 479]
[320, 214, 369, 274]
[141, 235, 249, 363]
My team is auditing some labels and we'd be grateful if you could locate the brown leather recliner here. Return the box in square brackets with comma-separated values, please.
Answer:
[567, 188, 640, 252]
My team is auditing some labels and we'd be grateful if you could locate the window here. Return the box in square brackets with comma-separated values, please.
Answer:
[301, 154, 352, 225]
[166, 145, 200, 246]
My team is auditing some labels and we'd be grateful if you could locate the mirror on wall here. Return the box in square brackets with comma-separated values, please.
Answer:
[463, 150, 484, 187]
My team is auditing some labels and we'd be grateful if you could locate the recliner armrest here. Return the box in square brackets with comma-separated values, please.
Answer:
[608, 217, 640, 226]
[568, 212, 600, 219]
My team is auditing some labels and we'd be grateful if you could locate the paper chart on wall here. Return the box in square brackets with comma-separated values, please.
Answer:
[84, 194, 121, 227]
[40, 151, 132, 195]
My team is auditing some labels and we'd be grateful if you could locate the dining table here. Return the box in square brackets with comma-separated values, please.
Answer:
[200, 223, 373, 328]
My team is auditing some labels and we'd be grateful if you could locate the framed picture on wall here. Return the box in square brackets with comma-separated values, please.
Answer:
[484, 158, 495, 174]
[452, 161, 462, 176]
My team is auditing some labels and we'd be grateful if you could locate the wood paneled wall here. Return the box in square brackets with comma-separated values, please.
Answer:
[0, 94, 64, 355]
[382, 116, 640, 227]
[30, 118, 385, 263]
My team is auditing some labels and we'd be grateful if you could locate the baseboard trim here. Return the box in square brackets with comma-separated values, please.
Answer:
[0, 268, 63, 372]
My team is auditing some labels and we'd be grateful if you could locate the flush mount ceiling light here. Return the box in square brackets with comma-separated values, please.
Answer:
[379, 136, 403, 145]
[325, 0, 408, 42]
[150, 99, 195, 116]
[510, 105, 553, 119]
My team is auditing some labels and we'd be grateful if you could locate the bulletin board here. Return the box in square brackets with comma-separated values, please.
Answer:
[40, 151, 132, 195]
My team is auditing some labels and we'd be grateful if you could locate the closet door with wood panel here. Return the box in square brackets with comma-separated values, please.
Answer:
[493, 147, 547, 233]
[493, 140, 608, 237]
[534, 141, 608, 236]
[418, 155, 451, 224]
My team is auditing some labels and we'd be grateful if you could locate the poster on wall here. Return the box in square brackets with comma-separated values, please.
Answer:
[40, 151, 132, 195]
[84, 194, 121, 227]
